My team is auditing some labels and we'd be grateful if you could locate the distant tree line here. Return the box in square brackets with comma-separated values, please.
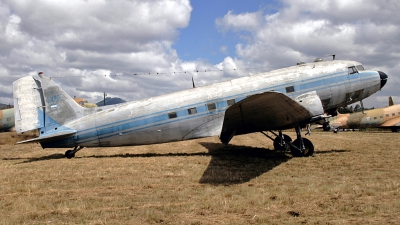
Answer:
[0, 104, 13, 110]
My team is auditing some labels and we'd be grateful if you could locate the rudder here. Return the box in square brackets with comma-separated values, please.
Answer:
[13, 73, 83, 134]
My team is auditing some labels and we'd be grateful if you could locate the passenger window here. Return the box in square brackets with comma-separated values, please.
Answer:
[227, 99, 236, 106]
[285, 86, 295, 93]
[386, 114, 389, 118]
[392, 113, 395, 116]
[168, 112, 177, 119]
[187, 107, 197, 115]
[207, 103, 216, 111]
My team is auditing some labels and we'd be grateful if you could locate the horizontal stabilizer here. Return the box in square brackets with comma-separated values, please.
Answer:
[17, 130, 76, 144]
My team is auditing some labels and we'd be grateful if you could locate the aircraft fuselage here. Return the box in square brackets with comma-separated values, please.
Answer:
[33, 60, 383, 148]
[0, 108, 15, 132]
[330, 104, 400, 130]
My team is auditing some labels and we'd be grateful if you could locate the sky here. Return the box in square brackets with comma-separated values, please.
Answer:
[0, 0, 399, 108]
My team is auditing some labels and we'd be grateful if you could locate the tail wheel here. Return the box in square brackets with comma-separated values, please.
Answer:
[65, 150, 75, 159]
[273, 134, 292, 151]
[290, 138, 314, 157]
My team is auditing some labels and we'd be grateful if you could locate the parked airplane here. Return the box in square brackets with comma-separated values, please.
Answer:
[13, 59, 388, 158]
[0, 108, 15, 132]
[73, 97, 97, 108]
[329, 97, 400, 132]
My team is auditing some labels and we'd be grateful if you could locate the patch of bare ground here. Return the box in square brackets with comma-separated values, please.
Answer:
[1, 130, 399, 224]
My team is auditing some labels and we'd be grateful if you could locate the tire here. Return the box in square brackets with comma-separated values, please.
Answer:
[273, 134, 292, 151]
[65, 150, 75, 159]
[323, 122, 331, 131]
[290, 138, 314, 157]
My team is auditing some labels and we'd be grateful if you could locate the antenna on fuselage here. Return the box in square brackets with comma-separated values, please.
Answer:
[324, 54, 336, 60]
[192, 76, 196, 88]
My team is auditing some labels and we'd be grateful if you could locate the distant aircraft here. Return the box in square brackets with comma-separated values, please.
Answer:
[329, 97, 400, 132]
[13, 59, 388, 158]
[73, 97, 97, 108]
[0, 108, 15, 132]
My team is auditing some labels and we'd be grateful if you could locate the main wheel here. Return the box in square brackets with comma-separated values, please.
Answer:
[273, 134, 292, 151]
[65, 150, 75, 159]
[290, 138, 314, 157]
[323, 122, 331, 131]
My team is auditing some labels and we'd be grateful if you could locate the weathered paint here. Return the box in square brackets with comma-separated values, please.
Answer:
[73, 97, 97, 108]
[0, 108, 15, 131]
[329, 104, 400, 131]
[13, 59, 387, 148]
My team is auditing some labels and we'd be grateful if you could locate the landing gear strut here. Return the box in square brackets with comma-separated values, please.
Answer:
[273, 131, 292, 151]
[65, 146, 84, 159]
[290, 126, 314, 157]
[260, 128, 314, 157]
[261, 131, 291, 152]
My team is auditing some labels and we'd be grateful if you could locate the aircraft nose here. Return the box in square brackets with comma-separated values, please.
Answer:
[378, 71, 388, 89]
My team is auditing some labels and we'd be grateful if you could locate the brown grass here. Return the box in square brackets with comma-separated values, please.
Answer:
[1, 130, 399, 224]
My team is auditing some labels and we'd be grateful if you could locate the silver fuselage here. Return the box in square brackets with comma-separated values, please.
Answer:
[40, 60, 382, 148]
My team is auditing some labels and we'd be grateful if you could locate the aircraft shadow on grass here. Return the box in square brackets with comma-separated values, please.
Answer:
[83, 142, 293, 185]
[4, 145, 349, 181]
[3, 151, 210, 164]
[198, 142, 292, 185]
[314, 149, 351, 154]
[5, 142, 291, 183]
[3, 153, 66, 164]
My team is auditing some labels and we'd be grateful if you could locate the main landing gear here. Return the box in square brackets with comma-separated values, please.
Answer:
[261, 127, 314, 157]
[65, 146, 84, 159]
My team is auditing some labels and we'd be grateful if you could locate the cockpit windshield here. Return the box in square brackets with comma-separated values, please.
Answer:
[348, 66, 358, 74]
[348, 64, 364, 75]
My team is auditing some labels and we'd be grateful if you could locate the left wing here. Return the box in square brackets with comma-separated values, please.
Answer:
[219, 91, 324, 144]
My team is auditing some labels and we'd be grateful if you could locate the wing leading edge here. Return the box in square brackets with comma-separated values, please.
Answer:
[219, 91, 324, 144]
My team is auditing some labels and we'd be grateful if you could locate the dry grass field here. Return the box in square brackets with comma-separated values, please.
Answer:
[1, 130, 400, 224]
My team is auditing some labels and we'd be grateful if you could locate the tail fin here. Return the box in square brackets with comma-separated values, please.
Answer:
[13, 72, 83, 134]
[389, 96, 394, 106]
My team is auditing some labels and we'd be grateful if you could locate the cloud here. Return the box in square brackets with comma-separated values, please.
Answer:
[214, 0, 400, 106]
[216, 10, 262, 33]
[0, 0, 193, 103]
[219, 45, 228, 54]
[0, 0, 399, 109]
